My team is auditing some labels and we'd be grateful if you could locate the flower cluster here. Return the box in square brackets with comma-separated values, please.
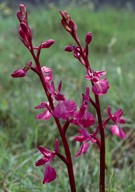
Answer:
[11, 4, 126, 191]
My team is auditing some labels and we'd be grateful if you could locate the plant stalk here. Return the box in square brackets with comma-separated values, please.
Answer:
[95, 95, 105, 192]
[30, 48, 76, 192]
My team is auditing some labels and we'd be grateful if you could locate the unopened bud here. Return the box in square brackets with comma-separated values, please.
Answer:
[11, 69, 26, 78]
[20, 4, 26, 13]
[85, 32, 92, 45]
[41, 39, 55, 48]
[65, 45, 74, 52]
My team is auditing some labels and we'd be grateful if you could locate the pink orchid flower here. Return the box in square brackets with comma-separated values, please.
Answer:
[74, 129, 96, 157]
[72, 87, 95, 128]
[108, 106, 126, 139]
[35, 102, 52, 120]
[54, 100, 77, 120]
[48, 81, 66, 101]
[85, 70, 109, 95]
[35, 139, 59, 184]
[41, 66, 52, 82]
[72, 107, 95, 128]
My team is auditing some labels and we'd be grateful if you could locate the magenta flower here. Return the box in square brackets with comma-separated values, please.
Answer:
[41, 66, 52, 82]
[108, 106, 126, 139]
[48, 81, 66, 101]
[92, 78, 109, 96]
[74, 129, 96, 157]
[72, 107, 95, 128]
[35, 139, 59, 184]
[35, 102, 52, 120]
[85, 70, 109, 95]
[72, 87, 95, 128]
[54, 100, 77, 120]
[75, 142, 89, 157]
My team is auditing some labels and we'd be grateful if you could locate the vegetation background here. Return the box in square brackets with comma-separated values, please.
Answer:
[0, 0, 135, 191]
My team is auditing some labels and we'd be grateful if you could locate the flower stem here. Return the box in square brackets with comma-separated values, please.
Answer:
[95, 95, 105, 192]
[62, 133, 76, 192]
[30, 47, 76, 192]
[54, 119, 76, 192]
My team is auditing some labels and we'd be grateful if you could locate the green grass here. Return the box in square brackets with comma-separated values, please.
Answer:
[0, 4, 135, 191]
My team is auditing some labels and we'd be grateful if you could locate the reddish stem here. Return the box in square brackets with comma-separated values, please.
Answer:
[77, 40, 105, 192]
[30, 47, 76, 192]
[95, 95, 105, 192]
[75, 38, 105, 191]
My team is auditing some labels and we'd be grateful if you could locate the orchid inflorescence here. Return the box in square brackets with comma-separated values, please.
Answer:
[11, 4, 126, 192]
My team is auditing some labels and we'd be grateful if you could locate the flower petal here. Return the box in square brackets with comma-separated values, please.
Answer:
[35, 157, 49, 166]
[54, 100, 77, 119]
[107, 106, 112, 118]
[41, 66, 52, 82]
[37, 146, 52, 157]
[75, 143, 89, 157]
[73, 111, 95, 128]
[92, 78, 109, 95]
[36, 110, 52, 120]
[43, 165, 57, 184]
[35, 102, 48, 109]
[73, 135, 85, 142]
[55, 139, 59, 153]
[111, 125, 126, 139]
[114, 108, 123, 118]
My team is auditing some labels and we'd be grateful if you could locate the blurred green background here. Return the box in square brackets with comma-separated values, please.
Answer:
[0, 0, 135, 191]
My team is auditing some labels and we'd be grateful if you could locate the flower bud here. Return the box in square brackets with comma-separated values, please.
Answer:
[17, 4, 27, 24]
[11, 69, 26, 78]
[64, 45, 74, 52]
[85, 32, 92, 45]
[41, 39, 55, 48]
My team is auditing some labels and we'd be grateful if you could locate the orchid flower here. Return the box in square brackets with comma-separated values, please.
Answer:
[73, 128, 96, 157]
[85, 70, 109, 95]
[108, 106, 126, 139]
[72, 87, 95, 128]
[35, 102, 52, 120]
[35, 139, 59, 183]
